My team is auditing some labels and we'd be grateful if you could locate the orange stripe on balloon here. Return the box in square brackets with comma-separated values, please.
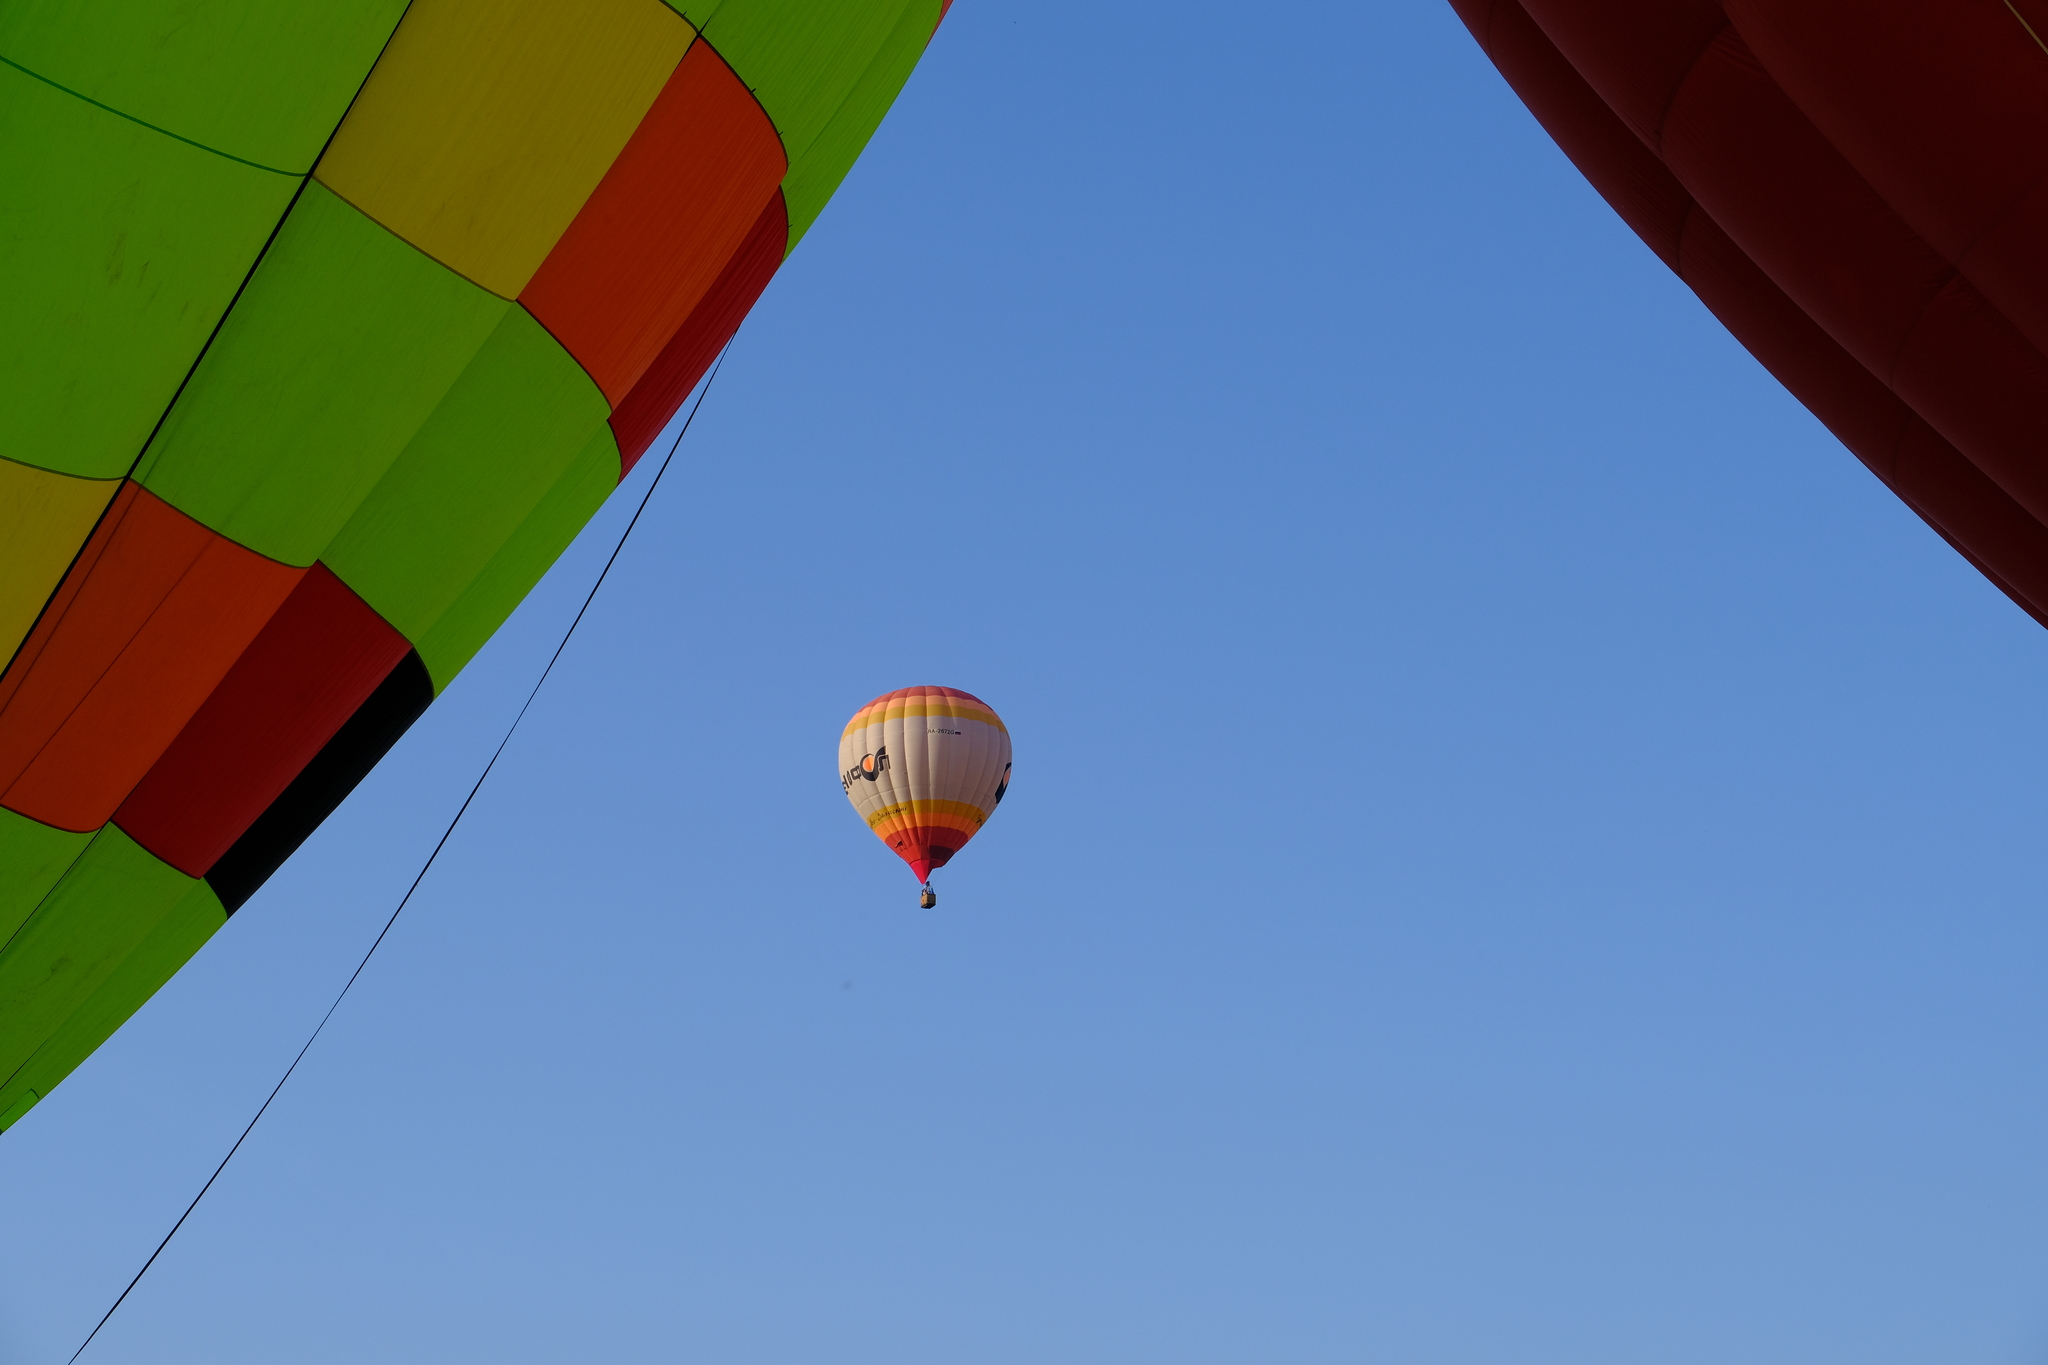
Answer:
[842, 702, 1006, 735]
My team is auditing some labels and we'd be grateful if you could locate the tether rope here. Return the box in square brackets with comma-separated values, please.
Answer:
[67, 346, 732, 1364]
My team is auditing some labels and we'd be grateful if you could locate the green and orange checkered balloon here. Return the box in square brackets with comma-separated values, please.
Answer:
[0, 0, 950, 1132]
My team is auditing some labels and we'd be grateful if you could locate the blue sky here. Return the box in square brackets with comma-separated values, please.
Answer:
[10, 3, 2048, 1361]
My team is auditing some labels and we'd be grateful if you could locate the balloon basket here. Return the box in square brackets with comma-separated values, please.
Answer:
[918, 884, 937, 909]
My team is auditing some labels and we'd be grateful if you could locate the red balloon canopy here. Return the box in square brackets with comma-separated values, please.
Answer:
[1451, 0, 2048, 626]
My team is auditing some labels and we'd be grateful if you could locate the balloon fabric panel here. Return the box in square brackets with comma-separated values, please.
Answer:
[0, 461, 119, 661]
[0, 827, 225, 1127]
[1453, 0, 2048, 627]
[520, 39, 788, 405]
[0, 809, 92, 948]
[0, 0, 409, 172]
[134, 183, 513, 568]
[311, 0, 694, 299]
[1646, 24, 2048, 529]
[610, 191, 790, 471]
[321, 306, 613, 656]
[0, 868, 223, 1130]
[0, 486, 304, 833]
[1721, 1, 2048, 362]
[773, 0, 943, 243]
[0, 61, 299, 482]
[410, 426, 624, 690]
[204, 654, 435, 914]
[111, 566, 413, 878]
[0, 827, 224, 1095]
[678, 0, 945, 245]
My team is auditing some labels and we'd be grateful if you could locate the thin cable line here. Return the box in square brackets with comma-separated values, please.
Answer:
[67, 346, 733, 1364]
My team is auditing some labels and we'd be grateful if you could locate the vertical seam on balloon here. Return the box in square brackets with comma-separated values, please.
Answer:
[1650, 19, 1731, 158]
[0, 823, 104, 964]
[1476, 0, 1502, 57]
[507, 300, 614, 423]
[1875, 263, 1978, 392]
[314, 31, 704, 311]
[694, 28, 792, 170]
[123, 0, 421, 492]
[0, 1, 420, 725]
[686, 31, 802, 263]
[0, 486, 140, 714]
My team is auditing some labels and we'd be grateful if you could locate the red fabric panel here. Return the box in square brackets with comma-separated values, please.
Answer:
[521, 40, 787, 405]
[1513, 0, 1729, 148]
[1677, 212, 2048, 628]
[889, 828, 961, 871]
[1720, 1, 2048, 358]
[114, 564, 412, 877]
[1451, 0, 2048, 626]
[607, 190, 788, 475]
[1500, 2, 2048, 552]
[1654, 26, 2048, 526]
[0, 484, 304, 832]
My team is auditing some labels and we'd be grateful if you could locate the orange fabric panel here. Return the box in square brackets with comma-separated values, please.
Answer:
[0, 484, 303, 832]
[520, 40, 788, 405]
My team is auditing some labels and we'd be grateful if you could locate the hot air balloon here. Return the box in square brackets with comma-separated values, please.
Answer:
[840, 687, 1011, 907]
[1450, 0, 2048, 626]
[0, 0, 952, 1132]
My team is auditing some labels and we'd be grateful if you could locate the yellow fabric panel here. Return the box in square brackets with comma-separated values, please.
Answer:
[0, 459, 119, 661]
[312, 0, 695, 298]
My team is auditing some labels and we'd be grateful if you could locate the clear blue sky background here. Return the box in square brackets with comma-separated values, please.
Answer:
[10, 3, 2048, 1360]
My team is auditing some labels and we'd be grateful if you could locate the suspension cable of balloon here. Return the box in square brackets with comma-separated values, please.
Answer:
[66, 341, 737, 1365]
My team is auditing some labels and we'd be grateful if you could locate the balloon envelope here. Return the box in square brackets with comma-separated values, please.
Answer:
[0, 0, 948, 1132]
[1451, 0, 2048, 628]
[840, 687, 1011, 884]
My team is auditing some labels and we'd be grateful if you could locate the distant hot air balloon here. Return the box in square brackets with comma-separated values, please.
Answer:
[840, 687, 1010, 907]
[0, 0, 952, 1132]
[1450, 0, 2048, 626]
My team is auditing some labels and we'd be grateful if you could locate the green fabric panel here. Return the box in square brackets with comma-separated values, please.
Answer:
[0, 807, 94, 950]
[0, 871, 222, 1132]
[415, 425, 622, 690]
[0, 0, 409, 172]
[0, 826, 219, 1091]
[0, 60, 297, 481]
[137, 183, 512, 567]
[324, 305, 611, 649]
[776, 0, 939, 245]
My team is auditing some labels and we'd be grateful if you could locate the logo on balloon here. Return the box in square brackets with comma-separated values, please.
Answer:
[994, 761, 1011, 805]
[841, 745, 890, 793]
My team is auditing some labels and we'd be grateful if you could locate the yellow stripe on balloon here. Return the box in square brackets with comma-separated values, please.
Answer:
[866, 798, 988, 829]
[314, 0, 695, 298]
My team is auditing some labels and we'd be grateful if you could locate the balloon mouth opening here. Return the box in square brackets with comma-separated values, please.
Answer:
[906, 845, 959, 886]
